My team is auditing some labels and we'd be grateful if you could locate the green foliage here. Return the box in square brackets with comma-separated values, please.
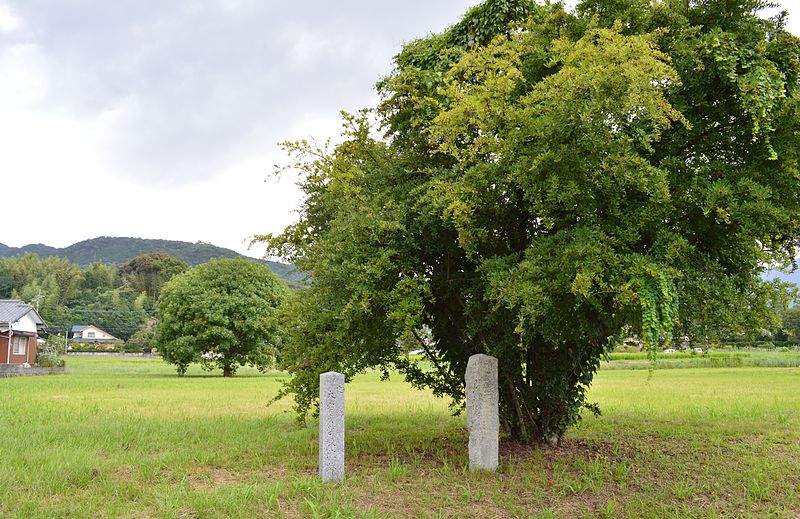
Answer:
[81, 262, 119, 291]
[35, 335, 65, 368]
[156, 258, 289, 376]
[0, 267, 13, 298]
[633, 273, 678, 356]
[44, 287, 151, 341]
[263, 0, 800, 444]
[67, 345, 123, 353]
[1, 253, 84, 307]
[0, 236, 303, 283]
[126, 319, 156, 354]
[119, 253, 189, 301]
[0, 255, 148, 341]
[779, 306, 800, 340]
[122, 342, 144, 353]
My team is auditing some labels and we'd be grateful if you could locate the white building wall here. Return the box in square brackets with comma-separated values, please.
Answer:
[82, 326, 115, 339]
[12, 313, 38, 333]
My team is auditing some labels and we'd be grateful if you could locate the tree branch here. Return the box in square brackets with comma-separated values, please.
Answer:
[412, 328, 451, 385]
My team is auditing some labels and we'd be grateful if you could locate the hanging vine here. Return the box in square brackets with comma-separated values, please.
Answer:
[634, 272, 678, 360]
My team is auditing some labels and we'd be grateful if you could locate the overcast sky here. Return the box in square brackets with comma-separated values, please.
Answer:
[1, 1, 798, 259]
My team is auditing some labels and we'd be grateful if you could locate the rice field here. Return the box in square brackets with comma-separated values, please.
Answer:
[0, 357, 798, 517]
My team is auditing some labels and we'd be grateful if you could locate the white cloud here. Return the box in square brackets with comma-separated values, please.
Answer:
[0, 44, 50, 108]
[0, 4, 20, 33]
[2, 0, 796, 258]
[0, 0, 478, 256]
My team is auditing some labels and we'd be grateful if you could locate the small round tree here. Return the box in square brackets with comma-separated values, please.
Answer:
[156, 258, 289, 376]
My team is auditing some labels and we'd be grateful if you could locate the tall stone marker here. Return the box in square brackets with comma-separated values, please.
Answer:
[465, 354, 499, 471]
[319, 371, 345, 482]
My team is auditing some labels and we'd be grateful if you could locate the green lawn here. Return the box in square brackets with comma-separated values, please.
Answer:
[602, 349, 800, 370]
[0, 358, 798, 517]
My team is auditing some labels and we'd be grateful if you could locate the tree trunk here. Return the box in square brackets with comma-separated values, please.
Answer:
[501, 383, 566, 447]
[498, 337, 578, 447]
[223, 364, 233, 377]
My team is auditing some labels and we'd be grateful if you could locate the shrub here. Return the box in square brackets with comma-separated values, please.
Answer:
[708, 355, 743, 368]
[122, 342, 144, 353]
[35, 336, 65, 368]
[68, 345, 122, 353]
[126, 325, 155, 354]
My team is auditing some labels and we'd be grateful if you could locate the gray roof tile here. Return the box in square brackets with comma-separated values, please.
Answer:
[0, 300, 46, 326]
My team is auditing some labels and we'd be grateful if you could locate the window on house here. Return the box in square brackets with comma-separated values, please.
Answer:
[12, 336, 27, 355]
[87, 332, 95, 338]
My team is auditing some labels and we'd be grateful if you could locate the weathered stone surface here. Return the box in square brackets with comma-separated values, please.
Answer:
[465, 354, 499, 471]
[319, 371, 345, 482]
[0, 365, 64, 378]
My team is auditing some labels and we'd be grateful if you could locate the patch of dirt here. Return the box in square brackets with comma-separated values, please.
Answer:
[114, 464, 135, 480]
[255, 466, 290, 479]
[464, 500, 515, 519]
[186, 464, 293, 489]
[188, 467, 241, 489]
[352, 435, 467, 468]
[554, 439, 638, 460]
[550, 494, 608, 519]
[414, 436, 633, 465]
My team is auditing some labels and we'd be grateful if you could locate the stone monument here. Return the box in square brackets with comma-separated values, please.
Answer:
[465, 354, 499, 471]
[319, 371, 345, 482]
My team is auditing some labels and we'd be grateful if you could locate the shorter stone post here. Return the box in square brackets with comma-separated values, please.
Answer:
[465, 354, 499, 471]
[319, 371, 345, 482]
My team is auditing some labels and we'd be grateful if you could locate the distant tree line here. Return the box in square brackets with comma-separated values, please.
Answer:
[0, 252, 289, 372]
[0, 252, 188, 341]
[719, 306, 800, 349]
[0, 236, 305, 284]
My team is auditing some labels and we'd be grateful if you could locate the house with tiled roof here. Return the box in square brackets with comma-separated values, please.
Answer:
[70, 325, 119, 350]
[0, 300, 47, 365]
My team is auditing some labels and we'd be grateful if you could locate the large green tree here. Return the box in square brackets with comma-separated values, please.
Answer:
[156, 258, 289, 376]
[261, 0, 800, 444]
[119, 253, 189, 301]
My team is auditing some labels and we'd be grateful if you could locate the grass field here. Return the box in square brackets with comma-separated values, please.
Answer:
[602, 349, 800, 370]
[0, 357, 798, 518]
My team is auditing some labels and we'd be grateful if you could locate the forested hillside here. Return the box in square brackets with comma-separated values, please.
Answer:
[0, 237, 303, 282]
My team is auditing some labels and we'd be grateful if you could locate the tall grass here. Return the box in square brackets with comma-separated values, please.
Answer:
[605, 351, 752, 361]
[603, 350, 800, 370]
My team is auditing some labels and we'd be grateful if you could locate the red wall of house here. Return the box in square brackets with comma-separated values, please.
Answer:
[0, 331, 37, 365]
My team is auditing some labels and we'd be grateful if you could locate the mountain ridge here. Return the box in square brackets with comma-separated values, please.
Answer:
[0, 236, 303, 283]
